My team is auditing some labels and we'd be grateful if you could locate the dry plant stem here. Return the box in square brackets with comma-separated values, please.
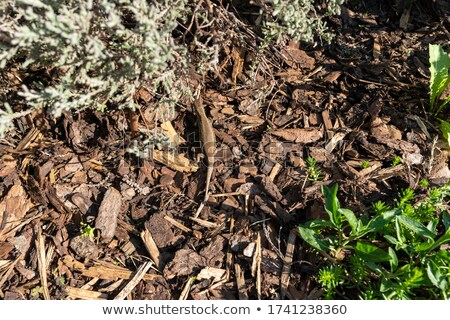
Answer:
[194, 97, 216, 217]
[113, 261, 153, 300]
[35, 225, 50, 300]
[179, 276, 195, 300]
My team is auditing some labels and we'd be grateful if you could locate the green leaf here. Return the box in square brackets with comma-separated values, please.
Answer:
[443, 210, 450, 231]
[298, 225, 330, 252]
[355, 241, 391, 262]
[429, 229, 450, 251]
[388, 247, 398, 272]
[339, 208, 358, 233]
[427, 260, 448, 291]
[322, 184, 341, 228]
[365, 209, 400, 233]
[397, 215, 435, 240]
[304, 219, 334, 230]
[429, 44, 450, 113]
[384, 234, 401, 246]
[414, 241, 434, 252]
[439, 119, 450, 148]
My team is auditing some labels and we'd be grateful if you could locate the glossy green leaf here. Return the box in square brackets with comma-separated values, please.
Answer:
[429, 230, 450, 251]
[439, 119, 450, 148]
[365, 209, 400, 233]
[304, 219, 334, 230]
[427, 260, 448, 291]
[397, 215, 435, 240]
[443, 210, 450, 231]
[339, 208, 358, 233]
[298, 225, 330, 252]
[355, 241, 391, 262]
[429, 44, 450, 113]
[322, 184, 341, 228]
[388, 247, 398, 272]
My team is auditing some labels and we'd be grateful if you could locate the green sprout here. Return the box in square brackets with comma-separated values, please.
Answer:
[317, 265, 345, 299]
[31, 286, 44, 298]
[360, 161, 371, 169]
[80, 222, 95, 238]
[371, 200, 391, 215]
[391, 156, 402, 167]
[419, 179, 429, 188]
[306, 156, 323, 181]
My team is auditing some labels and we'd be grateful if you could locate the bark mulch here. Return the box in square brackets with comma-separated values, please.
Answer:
[1, 0, 450, 300]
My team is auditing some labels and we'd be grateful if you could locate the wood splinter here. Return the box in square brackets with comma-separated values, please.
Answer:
[194, 97, 216, 217]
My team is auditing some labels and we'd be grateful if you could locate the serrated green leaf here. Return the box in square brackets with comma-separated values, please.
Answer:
[298, 225, 330, 252]
[397, 215, 435, 240]
[355, 241, 391, 262]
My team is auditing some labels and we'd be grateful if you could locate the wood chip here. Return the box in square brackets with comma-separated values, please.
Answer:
[270, 128, 323, 143]
[0, 183, 33, 241]
[114, 261, 153, 300]
[66, 286, 108, 300]
[140, 228, 162, 271]
[281, 230, 296, 298]
[95, 187, 122, 241]
[234, 263, 248, 300]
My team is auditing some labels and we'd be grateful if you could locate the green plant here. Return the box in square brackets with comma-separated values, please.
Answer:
[317, 265, 345, 299]
[360, 160, 371, 169]
[80, 222, 95, 238]
[429, 44, 450, 116]
[391, 155, 402, 167]
[306, 156, 323, 181]
[419, 179, 429, 188]
[298, 183, 450, 299]
[371, 200, 391, 215]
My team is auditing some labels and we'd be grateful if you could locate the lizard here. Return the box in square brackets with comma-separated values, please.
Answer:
[194, 96, 216, 217]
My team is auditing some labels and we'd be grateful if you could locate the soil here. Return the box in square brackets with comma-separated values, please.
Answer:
[1, 0, 450, 300]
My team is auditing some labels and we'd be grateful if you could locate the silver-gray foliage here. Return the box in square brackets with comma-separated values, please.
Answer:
[264, 0, 344, 42]
[0, 0, 344, 138]
[0, 0, 188, 135]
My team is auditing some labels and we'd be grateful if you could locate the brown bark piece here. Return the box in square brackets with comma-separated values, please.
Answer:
[0, 183, 33, 241]
[164, 248, 206, 279]
[260, 175, 283, 202]
[270, 128, 323, 143]
[95, 187, 122, 241]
